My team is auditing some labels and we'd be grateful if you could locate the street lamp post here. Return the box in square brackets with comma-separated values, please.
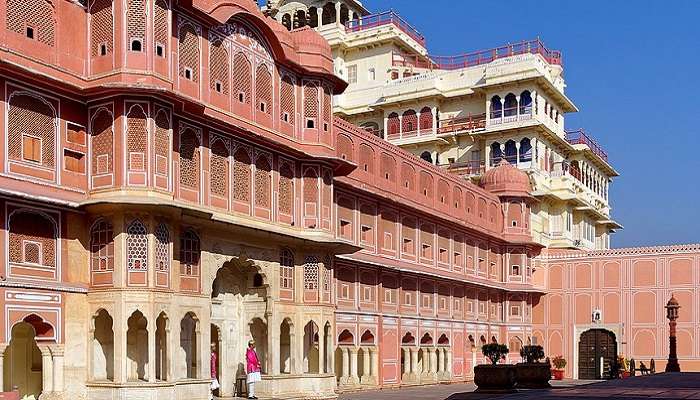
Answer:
[664, 294, 681, 372]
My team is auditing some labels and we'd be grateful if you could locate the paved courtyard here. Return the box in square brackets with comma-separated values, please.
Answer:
[338, 373, 700, 400]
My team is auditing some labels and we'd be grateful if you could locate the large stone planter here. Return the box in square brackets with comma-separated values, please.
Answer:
[515, 363, 552, 389]
[474, 364, 517, 393]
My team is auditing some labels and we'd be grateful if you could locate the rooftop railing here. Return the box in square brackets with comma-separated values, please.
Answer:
[392, 38, 562, 71]
[345, 10, 426, 47]
[565, 129, 608, 162]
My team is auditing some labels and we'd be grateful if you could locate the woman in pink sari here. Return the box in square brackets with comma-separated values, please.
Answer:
[246, 340, 261, 400]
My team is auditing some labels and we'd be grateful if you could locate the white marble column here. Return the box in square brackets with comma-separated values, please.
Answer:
[446, 348, 453, 378]
[39, 345, 53, 393]
[410, 347, 419, 379]
[51, 345, 65, 393]
[349, 347, 359, 384]
[430, 348, 438, 375]
[370, 347, 378, 383]
[402, 347, 410, 375]
[316, 325, 324, 374]
[421, 348, 429, 377]
[148, 323, 156, 383]
[361, 347, 370, 384]
[335, 2, 341, 25]
[340, 346, 350, 384]
[316, 8, 323, 26]
[437, 347, 444, 374]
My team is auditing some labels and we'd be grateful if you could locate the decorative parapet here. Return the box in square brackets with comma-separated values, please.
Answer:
[539, 243, 700, 260]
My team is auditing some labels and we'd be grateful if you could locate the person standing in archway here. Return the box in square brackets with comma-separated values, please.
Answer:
[210, 343, 219, 400]
[246, 340, 261, 400]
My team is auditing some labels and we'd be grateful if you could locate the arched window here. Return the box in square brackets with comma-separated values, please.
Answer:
[420, 151, 433, 164]
[153, 0, 168, 57]
[304, 255, 318, 290]
[233, 147, 251, 203]
[419, 107, 433, 132]
[339, 4, 350, 24]
[401, 110, 417, 134]
[255, 155, 272, 207]
[321, 3, 336, 25]
[153, 110, 170, 178]
[504, 93, 517, 117]
[179, 229, 200, 276]
[154, 223, 170, 272]
[179, 128, 200, 189]
[209, 39, 229, 94]
[178, 23, 199, 81]
[90, 0, 113, 56]
[90, 219, 114, 272]
[520, 90, 532, 115]
[280, 75, 295, 125]
[280, 249, 294, 290]
[519, 138, 532, 162]
[278, 161, 294, 215]
[294, 10, 307, 29]
[8, 210, 57, 269]
[504, 140, 517, 164]
[281, 13, 291, 31]
[304, 83, 319, 129]
[490, 95, 502, 119]
[490, 142, 502, 165]
[8, 92, 57, 168]
[91, 108, 113, 175]
[308, 7, 319, 27]
[256, 64, 272, 114]
[126, 219, 148, 271]
[7, 0, 55, 46]
[126, 104, 148, 172]
[127, 0, 145, 51]
[253, 273, 264, 287]
[387, 112, 400, 136]
[209, 138, 229, 197]
[233, 53, 252, 105]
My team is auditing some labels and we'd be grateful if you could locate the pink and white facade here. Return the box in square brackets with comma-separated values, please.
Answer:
[0, 0, 696, 399]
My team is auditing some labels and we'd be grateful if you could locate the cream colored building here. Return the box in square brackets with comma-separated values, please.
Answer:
[268, 0, 622, 250]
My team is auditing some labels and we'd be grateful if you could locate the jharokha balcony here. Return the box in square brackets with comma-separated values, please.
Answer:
[565, 129, 609, 162]
[392, 38, 563, 70]
[345, 10, 426, 46]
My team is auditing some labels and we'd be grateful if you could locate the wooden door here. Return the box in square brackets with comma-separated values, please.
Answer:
[578, 329, 617, 380]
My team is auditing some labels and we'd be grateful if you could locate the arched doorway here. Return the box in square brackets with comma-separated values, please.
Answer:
[578, 329, 617, 379]
[5, 321, 44, 397]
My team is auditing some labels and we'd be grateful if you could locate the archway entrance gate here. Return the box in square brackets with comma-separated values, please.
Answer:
[578, 329, 616, 380]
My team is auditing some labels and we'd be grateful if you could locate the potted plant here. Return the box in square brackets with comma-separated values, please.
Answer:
[619, 356, 630, 378]
[474, 343, 516, 392]
[515, 345, 552, 388]
[551, 355, 566, 380]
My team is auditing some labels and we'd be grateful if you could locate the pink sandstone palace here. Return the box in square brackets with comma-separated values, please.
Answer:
[0, 0, 696, 398]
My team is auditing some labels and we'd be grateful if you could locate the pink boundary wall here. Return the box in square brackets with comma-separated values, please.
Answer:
[535, 244, 700, 377]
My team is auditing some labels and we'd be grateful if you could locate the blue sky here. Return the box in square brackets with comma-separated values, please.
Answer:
[354, 0, 700, 248]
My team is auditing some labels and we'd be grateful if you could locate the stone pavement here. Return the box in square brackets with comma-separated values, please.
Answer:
[338, 373, 700, 400]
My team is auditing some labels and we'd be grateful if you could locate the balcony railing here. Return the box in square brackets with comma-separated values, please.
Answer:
[392, 38, 562, 71]
[488, 107, 533, 125]
[437, 113, 486, 134]
[345, 11, 426, 46]
[565, 129, 608, 162]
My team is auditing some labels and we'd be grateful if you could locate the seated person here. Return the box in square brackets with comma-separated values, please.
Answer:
[639, 362, 648, 375]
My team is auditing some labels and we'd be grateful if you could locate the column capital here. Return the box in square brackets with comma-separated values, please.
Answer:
[50, 344, 66, 357]
[37, 344, 53, 355]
